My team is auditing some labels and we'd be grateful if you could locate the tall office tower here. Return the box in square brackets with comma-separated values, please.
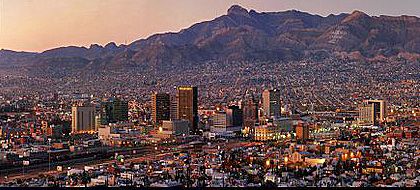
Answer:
[242, 95, 259, 128]
[177, 86, 198, 133]
[101, 98, 129, 124]
[170, 95, 178, 121]
[151, 92, 171, 124]
[262, 89, 281, 118]
[365, 99, 387, 125]
[358, 102, 374, 125]
[72, 105, 96, 133]
[295, 123, 309, 143]
[226, 105, 243, 127]
[358, 99, 387, 126]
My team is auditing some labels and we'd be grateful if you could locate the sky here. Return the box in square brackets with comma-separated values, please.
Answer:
[0, 0, 419, 52]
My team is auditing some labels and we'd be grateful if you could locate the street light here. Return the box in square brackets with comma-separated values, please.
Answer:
[48, 138, 52, 172]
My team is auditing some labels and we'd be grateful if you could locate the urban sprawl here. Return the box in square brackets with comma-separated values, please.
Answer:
[0, 82, 419, 187]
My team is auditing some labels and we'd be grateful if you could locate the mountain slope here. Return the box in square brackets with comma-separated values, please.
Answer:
[126, 5, 419, 66]
[1, 5, 419, 69]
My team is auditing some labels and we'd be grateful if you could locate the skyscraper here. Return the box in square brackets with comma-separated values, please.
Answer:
[358, 102, 374, 125]
[242, 95, 259, 128]
[72, 105, 96, 133]
[170, 95, 178, 121]
[100, 98, 129, 124]
[366, 99, 387, 125]
[226, 105, 243, 127]
[295, 123, 309, 143]
[177, 86, 198, 133]
[151, 92, 171, 124]
[358, 99, 387, 126]
[262, 89, 281, 118]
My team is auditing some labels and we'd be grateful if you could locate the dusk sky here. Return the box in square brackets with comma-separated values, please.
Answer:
[1, 0, 419, 52]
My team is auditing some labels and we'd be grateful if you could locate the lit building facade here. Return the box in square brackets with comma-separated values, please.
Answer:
[151, 92, 171, 124]
[358, 99, 387, 126]
[72, 105, 96, 133]
[365, 99, 387, 125]
[358, 102, 374, 125]
[295, 123, 309, 143]
[210, 112, 228, 133]
[254, 123, 281, 141]
[262, 89, 281, 118]
[176, 86, 198, 133]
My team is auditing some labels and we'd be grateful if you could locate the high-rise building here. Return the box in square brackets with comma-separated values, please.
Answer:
[242, 95, 259, 128]
[151, 92, 171, 124]
[177, 86, 198, 133]
[262, 89, 281, 118]
[295, 123, 309, 143]
[226, 105, 243, 127]
[101, 98, 129, 124]
[366, 99, 387, 125]
[170, 95, 178, 121]
[72, 105, 96, 133]
[358, 102, 374, 125]
[358, 99, 387, 126]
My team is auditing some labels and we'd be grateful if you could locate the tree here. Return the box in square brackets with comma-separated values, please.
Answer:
[81, 171, 91, 187]
[263, 180, 277, 188]
[69, 173, 78, 185]
[47, 175, 57, 187]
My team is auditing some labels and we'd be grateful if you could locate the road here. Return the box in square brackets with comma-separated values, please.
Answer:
[0, 140, 260, 184]
[0, 146, 153, 183]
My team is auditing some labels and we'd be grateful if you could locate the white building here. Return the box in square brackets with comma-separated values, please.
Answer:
[72, 105, 96, 133]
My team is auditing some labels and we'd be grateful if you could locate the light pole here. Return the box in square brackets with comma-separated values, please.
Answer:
[48, 138, 52, 172]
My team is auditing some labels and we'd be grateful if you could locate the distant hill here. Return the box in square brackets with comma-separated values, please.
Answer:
[1, 5, 419, 69]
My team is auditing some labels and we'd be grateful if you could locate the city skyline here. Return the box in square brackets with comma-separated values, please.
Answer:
[0, 1, 418, 188]
[1, 0, 420, 52]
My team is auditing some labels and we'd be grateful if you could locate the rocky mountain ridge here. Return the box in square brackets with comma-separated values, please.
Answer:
[1, 5, 419, 69]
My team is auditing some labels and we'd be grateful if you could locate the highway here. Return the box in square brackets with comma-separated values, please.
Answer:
[0, 146, 153, 183]
[0, 139, 260, 184]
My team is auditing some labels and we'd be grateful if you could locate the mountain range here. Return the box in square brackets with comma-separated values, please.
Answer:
[1, 5, 419, 69]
